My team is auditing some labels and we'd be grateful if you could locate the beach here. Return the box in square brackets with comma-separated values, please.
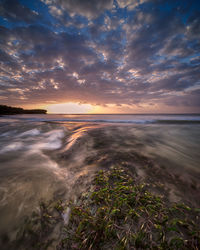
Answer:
[0, 114, 200, 248]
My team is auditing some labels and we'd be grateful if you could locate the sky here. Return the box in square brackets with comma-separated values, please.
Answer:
[0, 0, 200, 114]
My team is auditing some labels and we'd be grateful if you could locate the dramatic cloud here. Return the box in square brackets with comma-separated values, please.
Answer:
[0, 0, 200, 112]
[0, 0, 44, 24]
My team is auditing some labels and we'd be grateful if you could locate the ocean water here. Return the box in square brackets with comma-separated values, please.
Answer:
[0, 114, 200, 242]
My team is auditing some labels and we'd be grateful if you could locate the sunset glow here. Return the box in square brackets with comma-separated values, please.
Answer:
[0, 0, 200, 113]
[47, 103, 93, 114]
[0, 1, 200, 247]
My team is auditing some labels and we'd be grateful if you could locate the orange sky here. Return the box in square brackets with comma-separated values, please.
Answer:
[20, 102, 199, 114]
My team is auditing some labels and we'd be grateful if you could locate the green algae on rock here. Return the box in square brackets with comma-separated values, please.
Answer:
[6, 167, 200, 250]
[60, 167, 200, 249]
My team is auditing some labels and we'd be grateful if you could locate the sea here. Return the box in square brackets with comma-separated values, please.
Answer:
[0, 114, 200, 243]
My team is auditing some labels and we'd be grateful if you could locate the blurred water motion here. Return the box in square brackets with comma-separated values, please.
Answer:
[0, 114, 199, 238]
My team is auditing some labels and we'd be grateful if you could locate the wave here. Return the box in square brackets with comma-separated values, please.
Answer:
[2, 118, 200, 125]
[155, 120, 200, 124]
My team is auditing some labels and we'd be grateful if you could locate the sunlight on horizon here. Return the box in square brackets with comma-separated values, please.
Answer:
[46, 103, 128, 114]
[46, 102, 93, 114]
[45, 102, 164, 114]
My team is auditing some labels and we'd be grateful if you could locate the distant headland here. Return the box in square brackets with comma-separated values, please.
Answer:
[0, 105, 47, 115]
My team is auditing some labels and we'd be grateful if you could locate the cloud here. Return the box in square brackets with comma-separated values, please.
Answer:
[43, 0, 114, 19]
[0, 0, 199, 112]
[0, 0, 40, 23]
[117, 0, 149, 10]
[186, 11, 200, 39]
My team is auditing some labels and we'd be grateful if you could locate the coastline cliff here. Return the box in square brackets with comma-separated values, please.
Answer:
[0, 105, 47, 115]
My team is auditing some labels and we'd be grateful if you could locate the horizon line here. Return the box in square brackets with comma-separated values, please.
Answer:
[46, 112, 200, 115]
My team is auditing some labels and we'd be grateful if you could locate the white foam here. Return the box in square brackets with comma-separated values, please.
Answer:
[0, 142, 23, 153]
[28, 129, 64, 151]
[62, 207, 71, 225]
[19, 129, 40, 137]
[44, 129, 64, 140]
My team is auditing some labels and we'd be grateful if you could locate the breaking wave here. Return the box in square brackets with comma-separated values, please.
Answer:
[1, 114, 200, 124]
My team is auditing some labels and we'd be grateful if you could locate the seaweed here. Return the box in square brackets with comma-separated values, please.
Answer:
[10, 167, 200, 249]
[60, 167, 200, 249]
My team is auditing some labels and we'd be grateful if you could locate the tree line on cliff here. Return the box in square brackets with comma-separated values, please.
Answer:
[0, 105, 47, 115]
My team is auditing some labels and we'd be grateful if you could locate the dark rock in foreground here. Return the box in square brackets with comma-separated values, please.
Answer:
[0, 105, 47, 115]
